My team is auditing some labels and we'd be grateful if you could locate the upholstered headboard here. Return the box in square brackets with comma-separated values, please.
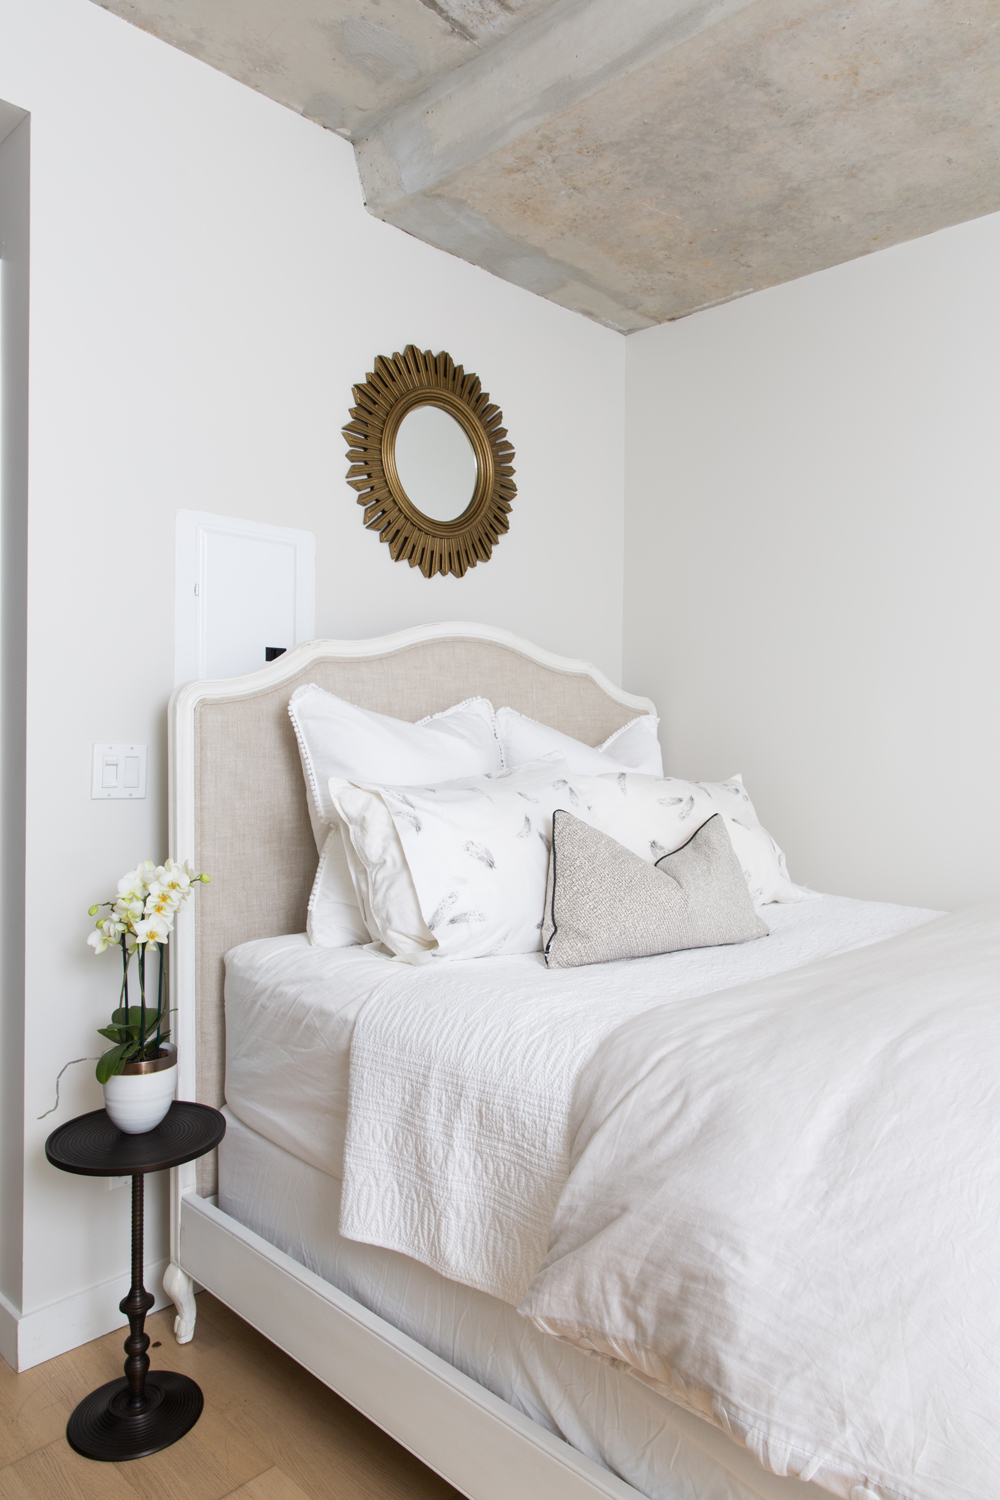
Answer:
[168, 622, 657, 1194]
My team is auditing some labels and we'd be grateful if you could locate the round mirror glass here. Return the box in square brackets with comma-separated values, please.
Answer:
[393, 404, 478, 522]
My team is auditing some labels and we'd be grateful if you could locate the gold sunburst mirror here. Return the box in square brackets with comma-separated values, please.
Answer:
[343, 346, 516, 579]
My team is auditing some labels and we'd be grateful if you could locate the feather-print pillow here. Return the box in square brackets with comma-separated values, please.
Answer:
[327, 780, 438, 962]
[334, 757, 588, 962]
[578, 772, 816, 906]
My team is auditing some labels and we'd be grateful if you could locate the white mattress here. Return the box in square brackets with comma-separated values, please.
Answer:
[224, 894, 939, 1183]
[224, 935, 378, 1177]
[218, 1107, 819, 1500]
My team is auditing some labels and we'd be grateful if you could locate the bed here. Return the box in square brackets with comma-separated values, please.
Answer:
[165, 621, 994, 1500]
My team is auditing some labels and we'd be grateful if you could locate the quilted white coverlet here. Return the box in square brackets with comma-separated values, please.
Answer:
[340, 895, 934, 1303]
[340, 897, 999, 1500]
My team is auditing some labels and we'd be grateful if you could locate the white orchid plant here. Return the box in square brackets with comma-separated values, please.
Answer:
[87, 859, 209, 1084]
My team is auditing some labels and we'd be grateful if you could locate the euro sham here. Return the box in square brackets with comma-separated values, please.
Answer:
[496, 706, 662, 777]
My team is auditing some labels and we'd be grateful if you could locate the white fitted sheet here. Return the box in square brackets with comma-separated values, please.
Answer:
[224, 895, 939, 1182]
[224, 936, 388, 1175]
[218, 1107, 819, 1500]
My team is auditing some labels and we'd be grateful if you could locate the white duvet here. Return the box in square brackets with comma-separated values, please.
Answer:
[341, 898, 999, 1500]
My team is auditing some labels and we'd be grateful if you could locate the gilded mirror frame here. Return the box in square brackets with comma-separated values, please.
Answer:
[344, 346, 516, 579]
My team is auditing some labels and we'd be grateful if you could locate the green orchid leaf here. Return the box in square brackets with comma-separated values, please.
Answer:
[98, 1005, 172, 1064]
[95, 1043, 131, 1085]
[121, 1011, 164, 1037]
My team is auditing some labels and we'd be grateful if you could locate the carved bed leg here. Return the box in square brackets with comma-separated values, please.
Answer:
[163, 1261, 197, 1343]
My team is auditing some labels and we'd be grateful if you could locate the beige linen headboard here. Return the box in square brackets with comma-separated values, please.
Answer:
[168, 622, 657, 1193]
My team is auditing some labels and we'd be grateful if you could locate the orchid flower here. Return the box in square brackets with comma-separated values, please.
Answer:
[149, 858, 207, 904]
[87, 919, 123, 954]
[133, 914, 173, 948]
[117, 868, 149, 903]
[143, 889, 176, 922]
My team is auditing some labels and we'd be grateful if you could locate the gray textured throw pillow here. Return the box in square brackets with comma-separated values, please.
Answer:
[542, 811, 769, 969]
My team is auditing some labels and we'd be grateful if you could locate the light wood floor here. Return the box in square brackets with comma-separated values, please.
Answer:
[0, 1293, 464, 1500]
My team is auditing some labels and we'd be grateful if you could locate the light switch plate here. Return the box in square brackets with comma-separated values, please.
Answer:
[92, 744, 147, 799]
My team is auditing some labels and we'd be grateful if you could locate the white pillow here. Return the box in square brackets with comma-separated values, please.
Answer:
[496, 706, 663, 777]
[579, 772, 815, 906]
[306, 827, 371, 947]
[289, 686, 502, 947]
[331, 758, 586, 962]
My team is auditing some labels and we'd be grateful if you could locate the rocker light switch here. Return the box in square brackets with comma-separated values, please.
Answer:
[92, 744, 147, 800]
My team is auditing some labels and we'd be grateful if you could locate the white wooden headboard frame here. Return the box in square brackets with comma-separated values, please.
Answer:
[164, 621, 669, 1500]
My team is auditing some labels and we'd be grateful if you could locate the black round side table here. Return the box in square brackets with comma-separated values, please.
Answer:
[45, 1100, 225, 1462]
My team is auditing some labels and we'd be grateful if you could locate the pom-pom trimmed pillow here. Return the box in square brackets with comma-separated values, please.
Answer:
[496, 706, 662, 777]
[542, 811, 768, 969]
[306, 826, 373, 948]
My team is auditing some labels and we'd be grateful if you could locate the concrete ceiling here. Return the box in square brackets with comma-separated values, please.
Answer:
[93, 0, 1000, 330]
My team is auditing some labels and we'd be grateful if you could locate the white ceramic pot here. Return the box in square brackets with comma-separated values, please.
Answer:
[103, 1045, 177, 1134]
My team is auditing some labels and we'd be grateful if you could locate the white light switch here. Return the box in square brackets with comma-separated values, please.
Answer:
[92, 744, 147, 800]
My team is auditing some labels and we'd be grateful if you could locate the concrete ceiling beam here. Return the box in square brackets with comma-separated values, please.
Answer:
[355, 0, 761, 330]
[357, 0, 759, 211]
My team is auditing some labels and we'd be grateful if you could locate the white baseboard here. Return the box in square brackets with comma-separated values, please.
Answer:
[0, 1285, 18, 1371]
[1, 1259, 170, 1372]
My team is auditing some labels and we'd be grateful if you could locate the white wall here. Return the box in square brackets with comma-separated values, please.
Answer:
[623, 212, 1000, 912]
[0, 0, 624, 1366]
[0, 110, 29, 1360]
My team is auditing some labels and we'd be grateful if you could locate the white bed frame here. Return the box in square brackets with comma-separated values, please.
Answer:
[165, 622, 659, 1500]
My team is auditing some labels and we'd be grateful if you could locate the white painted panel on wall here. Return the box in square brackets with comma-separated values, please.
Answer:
[174, 511, 315, 685]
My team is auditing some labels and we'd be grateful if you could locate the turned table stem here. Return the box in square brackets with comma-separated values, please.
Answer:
[121, 1174, 155, 1408]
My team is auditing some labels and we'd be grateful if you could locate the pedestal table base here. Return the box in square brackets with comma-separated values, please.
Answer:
[67, 1172, 204, 1462]
[44, 1103, 226, 1463]
[67, 1370, 204, 1461]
